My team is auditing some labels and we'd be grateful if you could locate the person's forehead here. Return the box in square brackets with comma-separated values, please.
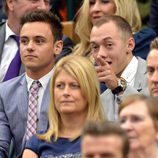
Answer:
[147, 49, 158, 60]
[147, 49, 158, 65]
[20, 22, 54, 38]
[90, 22, 121, 42]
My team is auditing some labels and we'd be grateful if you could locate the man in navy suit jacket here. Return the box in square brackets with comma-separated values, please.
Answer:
[0, 9, 63, 158]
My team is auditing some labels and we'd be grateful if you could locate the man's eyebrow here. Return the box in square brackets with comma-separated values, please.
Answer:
[90, 36, 113, 43]
[90, 41, 96, 45]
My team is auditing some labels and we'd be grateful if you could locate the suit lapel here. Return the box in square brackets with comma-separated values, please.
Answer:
[0, 22, 6, 61]
[37, 81, 50, 133]
[134, 57, 147, 91]
[17, 75, 28, 125]
[101, 89, 115, 122]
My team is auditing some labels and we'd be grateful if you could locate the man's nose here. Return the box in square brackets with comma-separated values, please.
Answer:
[36, 0, 50, 10]
[96, 47, 108, 59]
[151, 70, 158, 82]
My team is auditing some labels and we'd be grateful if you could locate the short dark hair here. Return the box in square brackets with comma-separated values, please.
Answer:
[20, 9, 63, 42]
[82, 121, 129, 157]
[150, 37, 158, 50]
[93, 15, 133, 41]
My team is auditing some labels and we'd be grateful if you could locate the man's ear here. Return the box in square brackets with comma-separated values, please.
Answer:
[127, 37, 135, 53]
[7, 0, 14, 12]
[54, 40, 63, 56]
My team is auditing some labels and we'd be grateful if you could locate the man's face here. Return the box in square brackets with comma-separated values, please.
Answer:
[20, 21, 62, 77]
[8, 0, 50, 19]
[147, 49, 158, 97]
[90, 21, 134, 76]
[82, 135, 124, 158]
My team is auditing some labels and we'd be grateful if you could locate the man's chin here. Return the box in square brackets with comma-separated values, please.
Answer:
[152, 93, 158, 97]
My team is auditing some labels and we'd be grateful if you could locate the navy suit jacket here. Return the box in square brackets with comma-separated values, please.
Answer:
[133, 27, 157, 59]
[149, 0, 158, 35]
[0, 74, 50, 157]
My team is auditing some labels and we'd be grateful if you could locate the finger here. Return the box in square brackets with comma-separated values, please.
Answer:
[95, 65, 106, 73]
[96, 56, 108, 66]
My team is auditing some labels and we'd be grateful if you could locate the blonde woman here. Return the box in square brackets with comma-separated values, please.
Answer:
[22, 55, 105, 158]
[74, 0, 156, 59]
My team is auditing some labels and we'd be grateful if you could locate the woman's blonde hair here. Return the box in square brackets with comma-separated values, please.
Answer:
[73, 0, 141, 56]
[38, 55, 105, 142]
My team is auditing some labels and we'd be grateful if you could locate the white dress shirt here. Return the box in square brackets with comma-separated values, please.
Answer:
[121, 56, 138, 86]
[0, 21, 18, 82]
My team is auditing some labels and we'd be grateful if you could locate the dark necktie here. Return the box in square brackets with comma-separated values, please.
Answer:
[26, 81, 41, 140]
[3, 35, 21, 81]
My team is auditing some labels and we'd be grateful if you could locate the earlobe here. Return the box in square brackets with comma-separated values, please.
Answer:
[54, 40, 63, 56]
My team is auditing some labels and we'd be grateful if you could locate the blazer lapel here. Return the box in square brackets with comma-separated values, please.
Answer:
[17, 75, 28, 125]
[101, 89, 115, 122]
[37, 81, 50, 133]
[134, 57, 147, 92]
[0, 22, 6, 61]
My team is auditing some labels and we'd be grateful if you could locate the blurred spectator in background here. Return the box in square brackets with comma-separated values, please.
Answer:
[82, 121, 129, 158]
[148, 0, 158, 35]
[50, 0, 82, 21]
[119, 94, 158, 158]
[146, 37, 158, 97]
[0, 0, 6, 21]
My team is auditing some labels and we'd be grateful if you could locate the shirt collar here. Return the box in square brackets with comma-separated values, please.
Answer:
[26, 68, 54, 91]
[5, 21, 17, 41]
[121, 56, 138, 84]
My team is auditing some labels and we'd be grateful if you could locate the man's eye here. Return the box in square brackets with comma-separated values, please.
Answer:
[146, 68, 154, 76]
[29, 0, 39, 3]
[20, 39, 28, 45]
[44, 0, 50, 4]
[35, 39, 45, 44]
[91, 45, 99, 53]
[106, 43, 113, 49]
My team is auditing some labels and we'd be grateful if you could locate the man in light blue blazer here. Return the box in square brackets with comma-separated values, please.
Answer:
[90, 15, 147, 122]
[0, 9, 63, 158]
[0, 0, 73, 82]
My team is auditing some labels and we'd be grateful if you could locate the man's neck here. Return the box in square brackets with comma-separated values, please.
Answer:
[7, 16, 20, 35]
